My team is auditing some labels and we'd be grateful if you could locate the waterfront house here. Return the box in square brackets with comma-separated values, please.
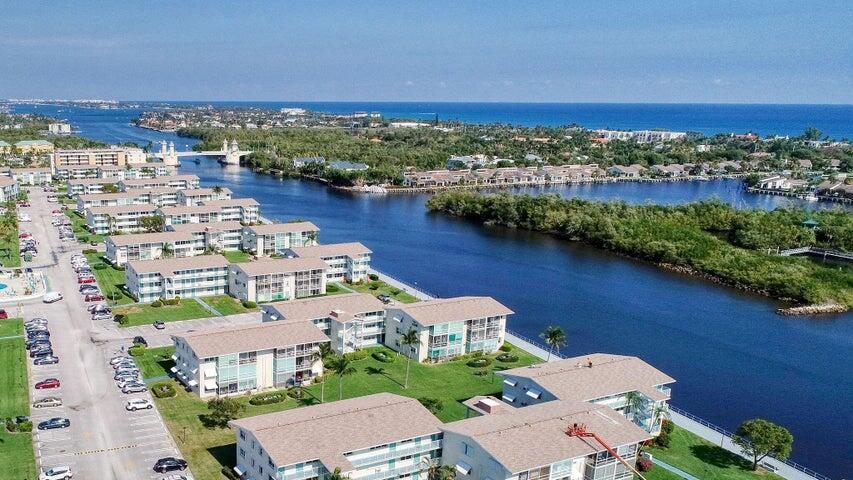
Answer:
[118, 174, 200, 191]
[0, 177, 19, 202]
[649, 164, 686, 177]
[15, 139, 54, 155]
[85, 204, 159, 234]
[228, 257, 328, 303]
[125, 254, 230, 302]
[441, 398, 650, 480]
[328, 160, 369, 171]
[292, 156, 326, 168]
[104, 231, 197, 266]
[11, 167, 52, 185]
[172, 320, 329, 398]
[261, 293, 387, 353]
[606, 165, 643, 178]
[385, 296, 512, 362]
[176, 187, 233, 206]
[229, 393, 442, 480]
[168, 221, 245, 253]
[497, 353, 674, 435]
[242, 221, 320, 256]
[288, 242, 372, 283]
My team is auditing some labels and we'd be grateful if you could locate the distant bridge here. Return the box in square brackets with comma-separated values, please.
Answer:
[778, 246, 853, 263]
[151, 139, 252, 165]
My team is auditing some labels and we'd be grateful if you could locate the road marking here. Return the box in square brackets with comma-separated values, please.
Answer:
[74, 444, 138, 456]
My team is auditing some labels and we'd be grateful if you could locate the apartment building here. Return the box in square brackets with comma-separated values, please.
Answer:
[132, 187, 180, 208]
[497, 354, 674, 435]
[386, 297, 511, 362]
[0, 177, 19, 202]
[261, 293, 387, 353]
[172, 320, 329, 398]
[51, 147, 129, 168]
[11, 167, 52, 185]
[105, 231, 197, 266]
[168, 221, 244, 252]
[67, 177, 117, 195]
[125, 254, 230, 303]
[158, 204, 223, 225]
[176, 187, 232, 205]
[76, 191, 144, 213]
[288, 242, 371, 282]
[118, 174, 200, 191]
[441, 398, 650, 480]
[15, 140, 54, 155]
[201, 198, 261, 224]
[124, 163, 173, 179]
[229, 258, 328, 303]
[229, 393, 443, 480]
[242, 221, 319, 256]
[85, 204, 159, 234]
[55, 165, 100, 180]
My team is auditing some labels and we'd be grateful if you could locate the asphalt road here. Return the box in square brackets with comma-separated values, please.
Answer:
[21, 189, 182, 480]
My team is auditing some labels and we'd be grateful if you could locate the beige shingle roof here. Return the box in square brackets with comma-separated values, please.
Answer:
[230, 393, 442, 470]
[168, 221, 244, 233]
[265, 293, 385, 322]
[127, 254, 228, 275]
[106, 231, 195, 247]
[393, 296, 513, 326]
[77, 192, 139, 202]
[244, 221, 319, 235]
[290, 242, 371, 259]
[200, 198, 259, 207]
[0, 177, 17, 187]
[179, 187, 232, 196]
[68, 178, 115, 185]
[498, 353, 674, 402]
[233, 257, 328, 276]
[442, 399, 650, 473]
[174, 318, 329, 358]
[120, 174, 199, 185]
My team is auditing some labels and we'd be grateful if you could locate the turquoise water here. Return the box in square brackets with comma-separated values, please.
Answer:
[0, 284, 8, 290]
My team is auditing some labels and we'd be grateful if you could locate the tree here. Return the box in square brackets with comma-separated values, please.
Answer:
[139, 215, 165, 233]
[326, 355, 357, 400]
[326, 467, 351, 480]
[623, 391, 645, 416]
[400, 329, 421, 389]
[102, 183, 118, 193]
[540, 325, 567, 361]
[418, 397, 443, 414]
[801, 127, 823, 141]
[732, 418, 793, 470]
[161, 242, 174, 258]
[206, 397, 244, 428]
[422, 457, 456, 480]
[311, 343, 334, 402]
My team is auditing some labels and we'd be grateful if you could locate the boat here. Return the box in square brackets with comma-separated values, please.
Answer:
[804, 193, 819, 202]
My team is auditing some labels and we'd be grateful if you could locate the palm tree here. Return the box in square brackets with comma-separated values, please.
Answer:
[311, 343, 334, 402]
[327, 355, 356, 400]
[212, 185, 223, 194]
[422, 457, 455, 480]
[651, 403, 671, 431]
[326, 467, 351, 480]
[161, 242, 174, 259]
[623, 391, 645, 417]
[400, 329, 421, 389]
[540, 325, 567, 361]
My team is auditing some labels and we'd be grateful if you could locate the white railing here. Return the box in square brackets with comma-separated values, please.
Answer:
[348, 440, 442, 468]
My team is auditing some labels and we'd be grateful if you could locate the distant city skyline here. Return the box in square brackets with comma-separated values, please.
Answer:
[1, 1, 851, 104]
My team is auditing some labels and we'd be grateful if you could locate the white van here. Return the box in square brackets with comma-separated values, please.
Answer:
[43, 292, 63, 303]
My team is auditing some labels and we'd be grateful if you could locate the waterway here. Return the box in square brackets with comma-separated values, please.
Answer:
[12, 104, 853, 478]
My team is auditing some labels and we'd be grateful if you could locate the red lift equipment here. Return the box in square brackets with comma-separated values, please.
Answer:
[565, 423, 647, 480]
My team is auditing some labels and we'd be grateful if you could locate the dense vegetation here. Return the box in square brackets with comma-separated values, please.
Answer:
[427, 192, 853, 308]
[0, 114, 105, 150]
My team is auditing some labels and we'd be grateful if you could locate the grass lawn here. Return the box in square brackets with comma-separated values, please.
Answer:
[65, 209, 104, 244]
[115, 299, 212, 327]
[146, 343, 541, 479]
[0, 318, 23, 337]
[0, 318, 37, 479]
[221, 250, 253, 263]
[324, 283, 351, 296]
[135, 346, 175, 379]
[203, 295, 256, 315]
[0, 220, 21, 268]
[645, 425, 783, 480]
[347, 279, 420, 303]
[86, 253, 135, 305]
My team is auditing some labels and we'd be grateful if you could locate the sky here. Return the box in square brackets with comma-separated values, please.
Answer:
[0, 1, 851, 104]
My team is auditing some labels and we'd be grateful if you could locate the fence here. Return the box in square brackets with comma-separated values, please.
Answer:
[668, 406, 832, 480]
[505, 329, 565, 360]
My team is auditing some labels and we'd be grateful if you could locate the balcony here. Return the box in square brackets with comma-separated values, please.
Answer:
[280, 465, 324, 480]
[348, 440, 441, 468]
[355, 462, 425, 480]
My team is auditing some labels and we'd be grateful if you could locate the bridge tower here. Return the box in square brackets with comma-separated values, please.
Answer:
[224, 139, 241, 165]
[160, 140, 179, 167]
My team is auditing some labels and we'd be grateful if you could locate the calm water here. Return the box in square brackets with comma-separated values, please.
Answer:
[13, 104, 853, 477]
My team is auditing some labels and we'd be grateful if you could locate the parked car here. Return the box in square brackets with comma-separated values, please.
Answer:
[122, 384, 147, 394]
[25, 317, 48, 325]
[84, 294, 105, 302]
[116, 379, 143, 389]
[92, 313, 114, 321]
[153, 458, 188, 473]
[88, 304, 111, 314]
[77, 277, 96, 284]
[34, 356, 60, 365]
[0, 309, 7, 319]
[32, 396, 63, 409]
[30, 347, 54, 358]
[133, 336, 148, 347]
[153, 320, 166, 330]
[109, 355, 133, 366]
[27, 338, 51, 350]
[37, 417, 71, 430]
[39, 465, 73, 480]
[126, 398, 154, 411]
[35, 378, 61, 389]
[43, 292, 63, 303]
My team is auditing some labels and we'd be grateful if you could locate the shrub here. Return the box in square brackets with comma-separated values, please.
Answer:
[344, 349, 371, 361]
[636, 458, 653, 472]
[107, 290, 123, 301]
[16, 421, 32, 432]
[5, 418, 16, 432]
[82, 248, 97, 254]
[368, 273, 379, 281]
[661, 419, 674, 435]
[372, 351, 394, 363]
[473, 369, 490, 377]
[93, 263, 107, 270]
[390, 287, 402, 295]
[221, 467, 241, 480]
[128, 345, 146, 357]
[150, 299, 163, 308]
[466, 357, 492, 368]
[163, 297, 180, 306]
[496, 353, 519, 363]
[499, 343, 512, 352]
[114, 314, 128, 325]
[654, 430, 671, 448]
[326, 284, 340, 293]
[151, 381, 177, 398]
[249, 392, 286, 406]
[242, 300, 257, 309]
[368, 282, 380, 290]
[287, 387, 304, 399]
[418, 397, 443, 414]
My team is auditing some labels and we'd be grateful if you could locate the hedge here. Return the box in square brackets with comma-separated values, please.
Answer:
[499, 343, 512, 352]
[371, 351, 395, 363]
[128, 345, 146, 357]
[150, 299, 163, 308]
[344, 349, 372, 361]
[249, 392, 287, 406]
[151, 381, 177, 398]
[496, 353, 519, 363]
[242, 300, 257, 309]
[466, 357, 493, 368]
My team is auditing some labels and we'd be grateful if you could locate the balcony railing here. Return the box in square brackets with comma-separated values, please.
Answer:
[355, 462, 425, 480]
[280, 465, 324, 480]
[348, 440, 441, 468]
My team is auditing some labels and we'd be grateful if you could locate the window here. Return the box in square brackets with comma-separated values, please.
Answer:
[461, 442, 472, 456]
[268, 458, 275, 468]
[239, 448, 246, 459]
[239, 429, 246, 440]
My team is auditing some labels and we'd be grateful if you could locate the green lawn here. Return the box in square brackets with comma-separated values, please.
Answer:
[115, 299, 212, 327]
[0, 318, 23, 337]
[347, 279, 420, 303]
[645, 425, 783, 480]
[221, 250, 253, 263]
[135, 346, 175, 379]
[203, 295, 256, 315]
[146, 343, 540, 479]
[65, 209, 104, 244]
[0, 318, 37, 479]
[0, 219, 21, 268]
[86, 253, 135, 305]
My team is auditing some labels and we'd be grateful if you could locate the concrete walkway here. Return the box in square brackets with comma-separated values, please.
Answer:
[195, 296, 223, 317]
[370, 269, 433, 301]
[654, 459, 699, 480]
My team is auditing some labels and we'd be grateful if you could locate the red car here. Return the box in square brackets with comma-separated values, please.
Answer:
[78, 277, 96, 284]
[0, 309, 7, 319]
[84, 294, 105, 302]
[52, 209, 61, 214]
[35, 378, 60, 389]
[18, 233, 31, 239]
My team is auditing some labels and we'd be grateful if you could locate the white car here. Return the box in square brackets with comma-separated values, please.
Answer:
[109, 355, 133, 366]
[126, 398, 154, 411]
[43, 292, 63, 303]
[39, 465, 72, 480]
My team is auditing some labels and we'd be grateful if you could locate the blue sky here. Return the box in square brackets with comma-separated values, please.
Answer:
[1, 1, 851, 103]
